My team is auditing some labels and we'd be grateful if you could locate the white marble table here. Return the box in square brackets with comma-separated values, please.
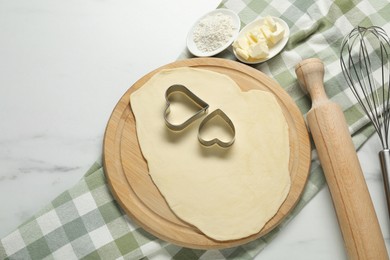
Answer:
[0, 0, 388, 259]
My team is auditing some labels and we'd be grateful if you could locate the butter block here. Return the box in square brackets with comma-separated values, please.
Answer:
[233, 37, 250, 50]
[248, 26, 265, 43]
[246, 32, 257, 45]
[235, 47, 250, 60]
[264, 16, 277, 32]
[248, 41, 269, 59]
[269, 22, 285, 45]
[260, 25, 273, 46]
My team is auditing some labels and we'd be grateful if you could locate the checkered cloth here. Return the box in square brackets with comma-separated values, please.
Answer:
[1, 0, 389, 259]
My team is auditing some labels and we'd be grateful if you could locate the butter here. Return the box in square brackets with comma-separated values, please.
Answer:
[248, 41, 269, 59]
[269, 22, 285, 45]
[248, 27, 265, 43]
[260, 25, 273, 46]
[264, 16, 277, 32]
[233, 16, 285, 61]
[233, 36, 250, 50]
[246, 32, 257, 45]
[235, 48, 250, 60]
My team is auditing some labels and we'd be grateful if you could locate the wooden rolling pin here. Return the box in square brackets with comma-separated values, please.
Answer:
[295, 58, 388, 260]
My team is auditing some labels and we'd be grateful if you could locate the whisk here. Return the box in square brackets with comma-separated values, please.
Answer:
[340, 26, 390, 218]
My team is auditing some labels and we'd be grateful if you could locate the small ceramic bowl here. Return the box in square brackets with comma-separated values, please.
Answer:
[233, 16, 290, 64]
[186, 9, 240, 57]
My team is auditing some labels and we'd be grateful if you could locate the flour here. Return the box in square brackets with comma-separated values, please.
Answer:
[193, 12, 235, 53]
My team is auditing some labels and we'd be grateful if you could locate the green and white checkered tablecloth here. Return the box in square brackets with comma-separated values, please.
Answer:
[1, 0, 389, 259]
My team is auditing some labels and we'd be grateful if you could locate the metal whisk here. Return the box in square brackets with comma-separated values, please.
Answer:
[340, 26, 390, 218]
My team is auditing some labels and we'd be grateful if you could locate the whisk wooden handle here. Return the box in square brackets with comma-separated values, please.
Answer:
[295, 58, 388, 260]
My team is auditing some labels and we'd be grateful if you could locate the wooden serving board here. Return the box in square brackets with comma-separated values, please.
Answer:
[103, 58, 311, 249]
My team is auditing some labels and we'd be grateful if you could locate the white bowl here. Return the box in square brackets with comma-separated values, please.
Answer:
[186, 9, 240, 57]
[233, 16, 290, 64]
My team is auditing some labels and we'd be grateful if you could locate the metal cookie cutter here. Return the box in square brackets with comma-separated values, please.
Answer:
[198, 109, 235, 148]
[164, 84, 209, 131]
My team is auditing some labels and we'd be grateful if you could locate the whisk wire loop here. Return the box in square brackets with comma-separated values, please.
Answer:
[340, 26, 390, 149]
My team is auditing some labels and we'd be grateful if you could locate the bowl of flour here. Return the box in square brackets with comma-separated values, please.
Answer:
[186, 9, 240, 57]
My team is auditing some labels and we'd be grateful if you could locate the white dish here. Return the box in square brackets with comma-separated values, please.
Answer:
[186, 9, 240, 57]
[233, 16, 290, 64]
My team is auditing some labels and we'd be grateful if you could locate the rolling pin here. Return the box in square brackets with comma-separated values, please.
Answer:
[295, 58, 388, 260]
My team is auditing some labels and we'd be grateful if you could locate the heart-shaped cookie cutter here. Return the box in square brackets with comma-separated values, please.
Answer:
[198, 109, 235, 148]
[164, 84, 209, 131]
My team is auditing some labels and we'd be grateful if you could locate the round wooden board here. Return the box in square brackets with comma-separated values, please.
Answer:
[103, 58, 311, 249]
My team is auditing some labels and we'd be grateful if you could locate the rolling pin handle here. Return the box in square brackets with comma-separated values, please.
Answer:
[295, 58, 329, 105]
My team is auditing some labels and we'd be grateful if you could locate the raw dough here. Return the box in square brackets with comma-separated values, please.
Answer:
[130, 67, 290, 241]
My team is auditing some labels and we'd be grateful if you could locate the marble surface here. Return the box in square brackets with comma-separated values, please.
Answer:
[0, 0, 389, 259]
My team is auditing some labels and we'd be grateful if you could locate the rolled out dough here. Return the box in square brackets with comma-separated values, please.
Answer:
[130, 67, 290, 241]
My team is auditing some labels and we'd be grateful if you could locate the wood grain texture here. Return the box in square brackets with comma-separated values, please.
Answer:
[103, 58, 311, 249]
[295, 58, 388, 260]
